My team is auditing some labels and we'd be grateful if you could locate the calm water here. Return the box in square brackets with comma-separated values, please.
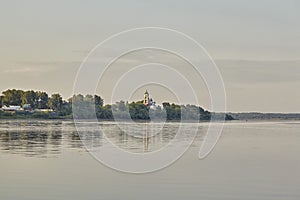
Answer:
[0, 120, 300, 200]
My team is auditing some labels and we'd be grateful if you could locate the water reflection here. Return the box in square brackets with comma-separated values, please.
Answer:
[101, 122, 184, 153]
[0, 120, 202, 157]
[0, 120, 82, 157]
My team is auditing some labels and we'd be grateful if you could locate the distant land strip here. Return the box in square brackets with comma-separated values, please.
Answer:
[0, 89, 234, 121]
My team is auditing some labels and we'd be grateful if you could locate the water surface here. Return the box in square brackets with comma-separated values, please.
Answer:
[0, 120, 299, 200]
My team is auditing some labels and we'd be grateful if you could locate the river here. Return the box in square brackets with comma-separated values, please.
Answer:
[0, 120, 299, 200]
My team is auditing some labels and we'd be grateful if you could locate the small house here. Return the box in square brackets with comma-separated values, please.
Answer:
[1, 105, 22, 112]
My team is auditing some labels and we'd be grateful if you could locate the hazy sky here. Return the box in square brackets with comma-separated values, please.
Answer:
[0, 0, 299, 112]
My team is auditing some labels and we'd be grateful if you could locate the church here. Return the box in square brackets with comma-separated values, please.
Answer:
[143, 90, 157, 110]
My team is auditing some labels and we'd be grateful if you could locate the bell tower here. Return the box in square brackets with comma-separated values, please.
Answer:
[143, 90, 149, 106]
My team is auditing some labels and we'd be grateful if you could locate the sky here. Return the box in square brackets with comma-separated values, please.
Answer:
[0, 0, 299, 113]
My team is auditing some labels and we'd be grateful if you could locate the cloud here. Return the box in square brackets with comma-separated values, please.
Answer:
[3, 67, 42, 73]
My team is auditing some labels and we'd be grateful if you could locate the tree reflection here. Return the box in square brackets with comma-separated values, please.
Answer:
[0, 120, 199, 157]
[0, 120, 78, 157]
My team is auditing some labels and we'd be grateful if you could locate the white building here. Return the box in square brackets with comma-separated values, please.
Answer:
[1, 105, 22, 112]
[143, 90, 157, 110]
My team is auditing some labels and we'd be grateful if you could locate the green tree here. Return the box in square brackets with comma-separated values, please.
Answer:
[2, 89, 24, 106]
[94, 95, 104, 107]
[114, 100, 127, 111]
[0, 96, 3, 107]
[59, 101, 72, 116]
[21, 90, 37, 108]
[94, 95, 104, 118]
[181, 104, 200, 120]
[129, 102, 149, 120]
[112, 100, 130, 119]
[162, 102, 170, 109]
[70, 94, 84, 104]
[101, 104, 113, 119]
[48, 94, 63, 111]
[71, 94, 96, 119]
[84, 94, 94, 103]
[36, 91, 49, 109]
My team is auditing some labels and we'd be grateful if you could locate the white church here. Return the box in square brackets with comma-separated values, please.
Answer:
[143, 90, 157, 110]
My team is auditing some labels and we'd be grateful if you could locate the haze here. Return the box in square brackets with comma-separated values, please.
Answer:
[0, 0, 299, 113]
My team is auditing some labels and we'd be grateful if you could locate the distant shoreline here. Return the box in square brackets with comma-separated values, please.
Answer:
[228, 112, 300, 121]
[0, 113, 299, 121]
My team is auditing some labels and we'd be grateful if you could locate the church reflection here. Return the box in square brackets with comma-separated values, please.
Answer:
[103, 122, 178, 153]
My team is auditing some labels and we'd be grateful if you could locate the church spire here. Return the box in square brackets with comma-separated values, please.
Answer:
[143, 90, 149, 106]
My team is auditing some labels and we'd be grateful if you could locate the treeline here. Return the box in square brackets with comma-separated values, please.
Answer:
[70, 97, 215, 120]
[0, 89, 63, 111]
[0, 89, 233, 120]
